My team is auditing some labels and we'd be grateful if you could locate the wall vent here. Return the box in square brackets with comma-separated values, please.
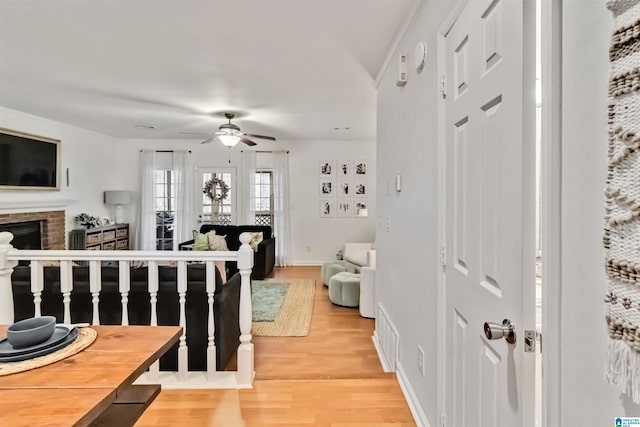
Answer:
[376, 304, 399, 371]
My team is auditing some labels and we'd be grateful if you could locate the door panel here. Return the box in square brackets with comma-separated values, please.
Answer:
[443, 0, 534, 425]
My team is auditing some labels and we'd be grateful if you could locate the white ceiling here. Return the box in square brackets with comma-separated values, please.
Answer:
[0, 0, 418, 142]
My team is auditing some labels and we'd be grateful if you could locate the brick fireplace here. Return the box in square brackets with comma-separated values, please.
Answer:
[0, 210, 65, 249]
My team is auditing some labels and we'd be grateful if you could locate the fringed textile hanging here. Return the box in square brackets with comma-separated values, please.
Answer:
[605, 0, 640, 403]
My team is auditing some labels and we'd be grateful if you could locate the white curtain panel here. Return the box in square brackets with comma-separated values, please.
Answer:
[273, 150, 292, 267]
[241, 151, 257, 225]
[135, 150, 156, 250]
[172, 151, 196, 250]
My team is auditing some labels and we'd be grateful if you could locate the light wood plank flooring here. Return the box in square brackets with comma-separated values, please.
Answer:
[136, 266, 416, 426]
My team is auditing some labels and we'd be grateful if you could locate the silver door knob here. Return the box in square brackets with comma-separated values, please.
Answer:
[484, 319, 516, 344]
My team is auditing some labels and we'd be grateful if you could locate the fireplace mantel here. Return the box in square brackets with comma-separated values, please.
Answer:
[0, 199, 76, 212]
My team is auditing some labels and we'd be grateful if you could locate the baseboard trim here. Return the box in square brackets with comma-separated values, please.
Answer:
[396, 361, 430, 427]
[288, 261, 324, 266]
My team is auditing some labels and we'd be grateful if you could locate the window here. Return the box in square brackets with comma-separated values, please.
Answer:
[155, 170, 175, 250]
[255, 170, 273, 226]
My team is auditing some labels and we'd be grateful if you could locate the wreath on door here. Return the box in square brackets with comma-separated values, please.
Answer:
[203, 177, 230, 202]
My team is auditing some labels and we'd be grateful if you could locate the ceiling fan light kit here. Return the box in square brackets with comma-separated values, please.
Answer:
[199, 112, 276, 148]
[218, 134, 240, 147]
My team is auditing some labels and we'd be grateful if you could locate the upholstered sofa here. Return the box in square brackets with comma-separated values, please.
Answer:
[10, 264, 241, 371]
[179, 224, 275, 280]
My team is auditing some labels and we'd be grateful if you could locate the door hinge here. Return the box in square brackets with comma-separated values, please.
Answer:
[441, 413, 446, 427]
[440, 245, 447, 269]
[441, 75, 447, 99]
[524, 330, 542, 353]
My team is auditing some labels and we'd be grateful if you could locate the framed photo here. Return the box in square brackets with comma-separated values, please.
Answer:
[337, 160, 351, 177]
[320, 199, 335, 217]
[101, 217, 111, 226]
[337, 200, 353, 217]
[337, 180, 351, 197]
[354, 180, 367, 197]
[320, 180, 334, 196]
[320, 160, 334, 177]
[354, 160, 367, 176]
[355, 200, 369, 218]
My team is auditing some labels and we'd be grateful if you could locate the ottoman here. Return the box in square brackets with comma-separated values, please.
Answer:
[321, 260, 358, 286]
[328, 272, 361, 307]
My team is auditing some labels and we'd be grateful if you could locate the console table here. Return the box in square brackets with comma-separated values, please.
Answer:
[70, 224, 130, 250]
[0, 325, 181, 426]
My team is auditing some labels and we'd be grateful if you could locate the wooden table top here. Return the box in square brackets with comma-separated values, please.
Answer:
[0, 325, 181, 427]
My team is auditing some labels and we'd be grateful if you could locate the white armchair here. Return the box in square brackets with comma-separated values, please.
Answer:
[343, 242, 374, 267]
[342, 242, 376, 318]
[359, 249, 376, 318]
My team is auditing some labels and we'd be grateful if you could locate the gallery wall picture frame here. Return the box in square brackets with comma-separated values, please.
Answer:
[337, 200, 353, 217]
[320, 199, 335, 217]
[337, 160, 351, 177]
[354, 180, 367, 197]
[337, 180, 351, 197]
[320, 180, 334, 196]
[355, 200, 369, 218]
[320, 160, 334, 177]
[354, 160, 367, 176]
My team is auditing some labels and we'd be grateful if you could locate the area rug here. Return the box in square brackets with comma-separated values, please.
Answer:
[252, 281, 290, 322]
[605, 0, 640, 404]
[252, 279, 315, 337]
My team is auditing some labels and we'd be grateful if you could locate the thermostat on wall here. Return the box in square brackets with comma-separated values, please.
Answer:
[414, 41, 427, 73]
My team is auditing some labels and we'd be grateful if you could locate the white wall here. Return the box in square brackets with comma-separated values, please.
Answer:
[376, 0, 640, 424]
[112, 137, 376, 264]
[0, 108, 376, 261]
[0, 107, 121, 234]
[560, 0, 640, 422]
[376, 1, 455, 424]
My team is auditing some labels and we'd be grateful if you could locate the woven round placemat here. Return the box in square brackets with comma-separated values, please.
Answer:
[0, 327, 97, 376]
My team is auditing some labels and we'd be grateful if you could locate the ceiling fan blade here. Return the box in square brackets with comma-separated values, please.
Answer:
[179, 131, 212, 135]
[240, 138, 258, 147]
[244, 133, 276, 141]
[200, 136, 216, 144]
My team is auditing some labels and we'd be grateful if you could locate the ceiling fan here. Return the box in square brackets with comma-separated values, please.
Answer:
[199, 113, 276, 147]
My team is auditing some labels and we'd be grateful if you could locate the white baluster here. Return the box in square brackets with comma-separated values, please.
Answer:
[30, 260, 43, 317]
[177, 261, 188, 381]
[0, 232, 17, 324]
[119, 260, 130, 326]
[148, 260, 159, 379]
[59, 260, 73, 324]
[236, 232, 254, 386]
[206, 261, 217, 380]
[89, 261, 101, 325]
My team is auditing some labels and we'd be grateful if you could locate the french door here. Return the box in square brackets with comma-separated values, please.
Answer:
[197, 167, 236, 225]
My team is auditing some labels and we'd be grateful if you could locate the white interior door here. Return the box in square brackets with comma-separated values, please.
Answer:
[443, 0, 536, 425]
[198, 167, 236, 225]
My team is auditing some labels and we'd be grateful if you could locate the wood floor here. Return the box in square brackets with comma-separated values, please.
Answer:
[135, 266, 416, 426]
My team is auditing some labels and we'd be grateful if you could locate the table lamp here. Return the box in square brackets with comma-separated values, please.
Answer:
[104, 191, 131, 224]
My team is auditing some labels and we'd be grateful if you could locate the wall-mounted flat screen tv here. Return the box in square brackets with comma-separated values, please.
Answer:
[0, 128, 60, 190]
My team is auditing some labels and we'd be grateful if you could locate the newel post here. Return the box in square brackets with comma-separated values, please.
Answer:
[0, 232, 17, 325]
[236, 232, 254, 386]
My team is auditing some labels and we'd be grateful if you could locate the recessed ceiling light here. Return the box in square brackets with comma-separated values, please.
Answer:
[334, 127, 340, 130]
[345, 127, 350, 130]
[134, 125, 156, 129]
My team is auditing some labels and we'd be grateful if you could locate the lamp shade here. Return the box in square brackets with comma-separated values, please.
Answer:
[218, 134, 240, 147]
[104, 190, 130, 205]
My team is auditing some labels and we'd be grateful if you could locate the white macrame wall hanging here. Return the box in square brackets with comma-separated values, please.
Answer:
[605, 0, 640, 404]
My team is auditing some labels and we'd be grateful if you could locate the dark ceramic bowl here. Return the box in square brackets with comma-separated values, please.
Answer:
[6, 316, 57, 348]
